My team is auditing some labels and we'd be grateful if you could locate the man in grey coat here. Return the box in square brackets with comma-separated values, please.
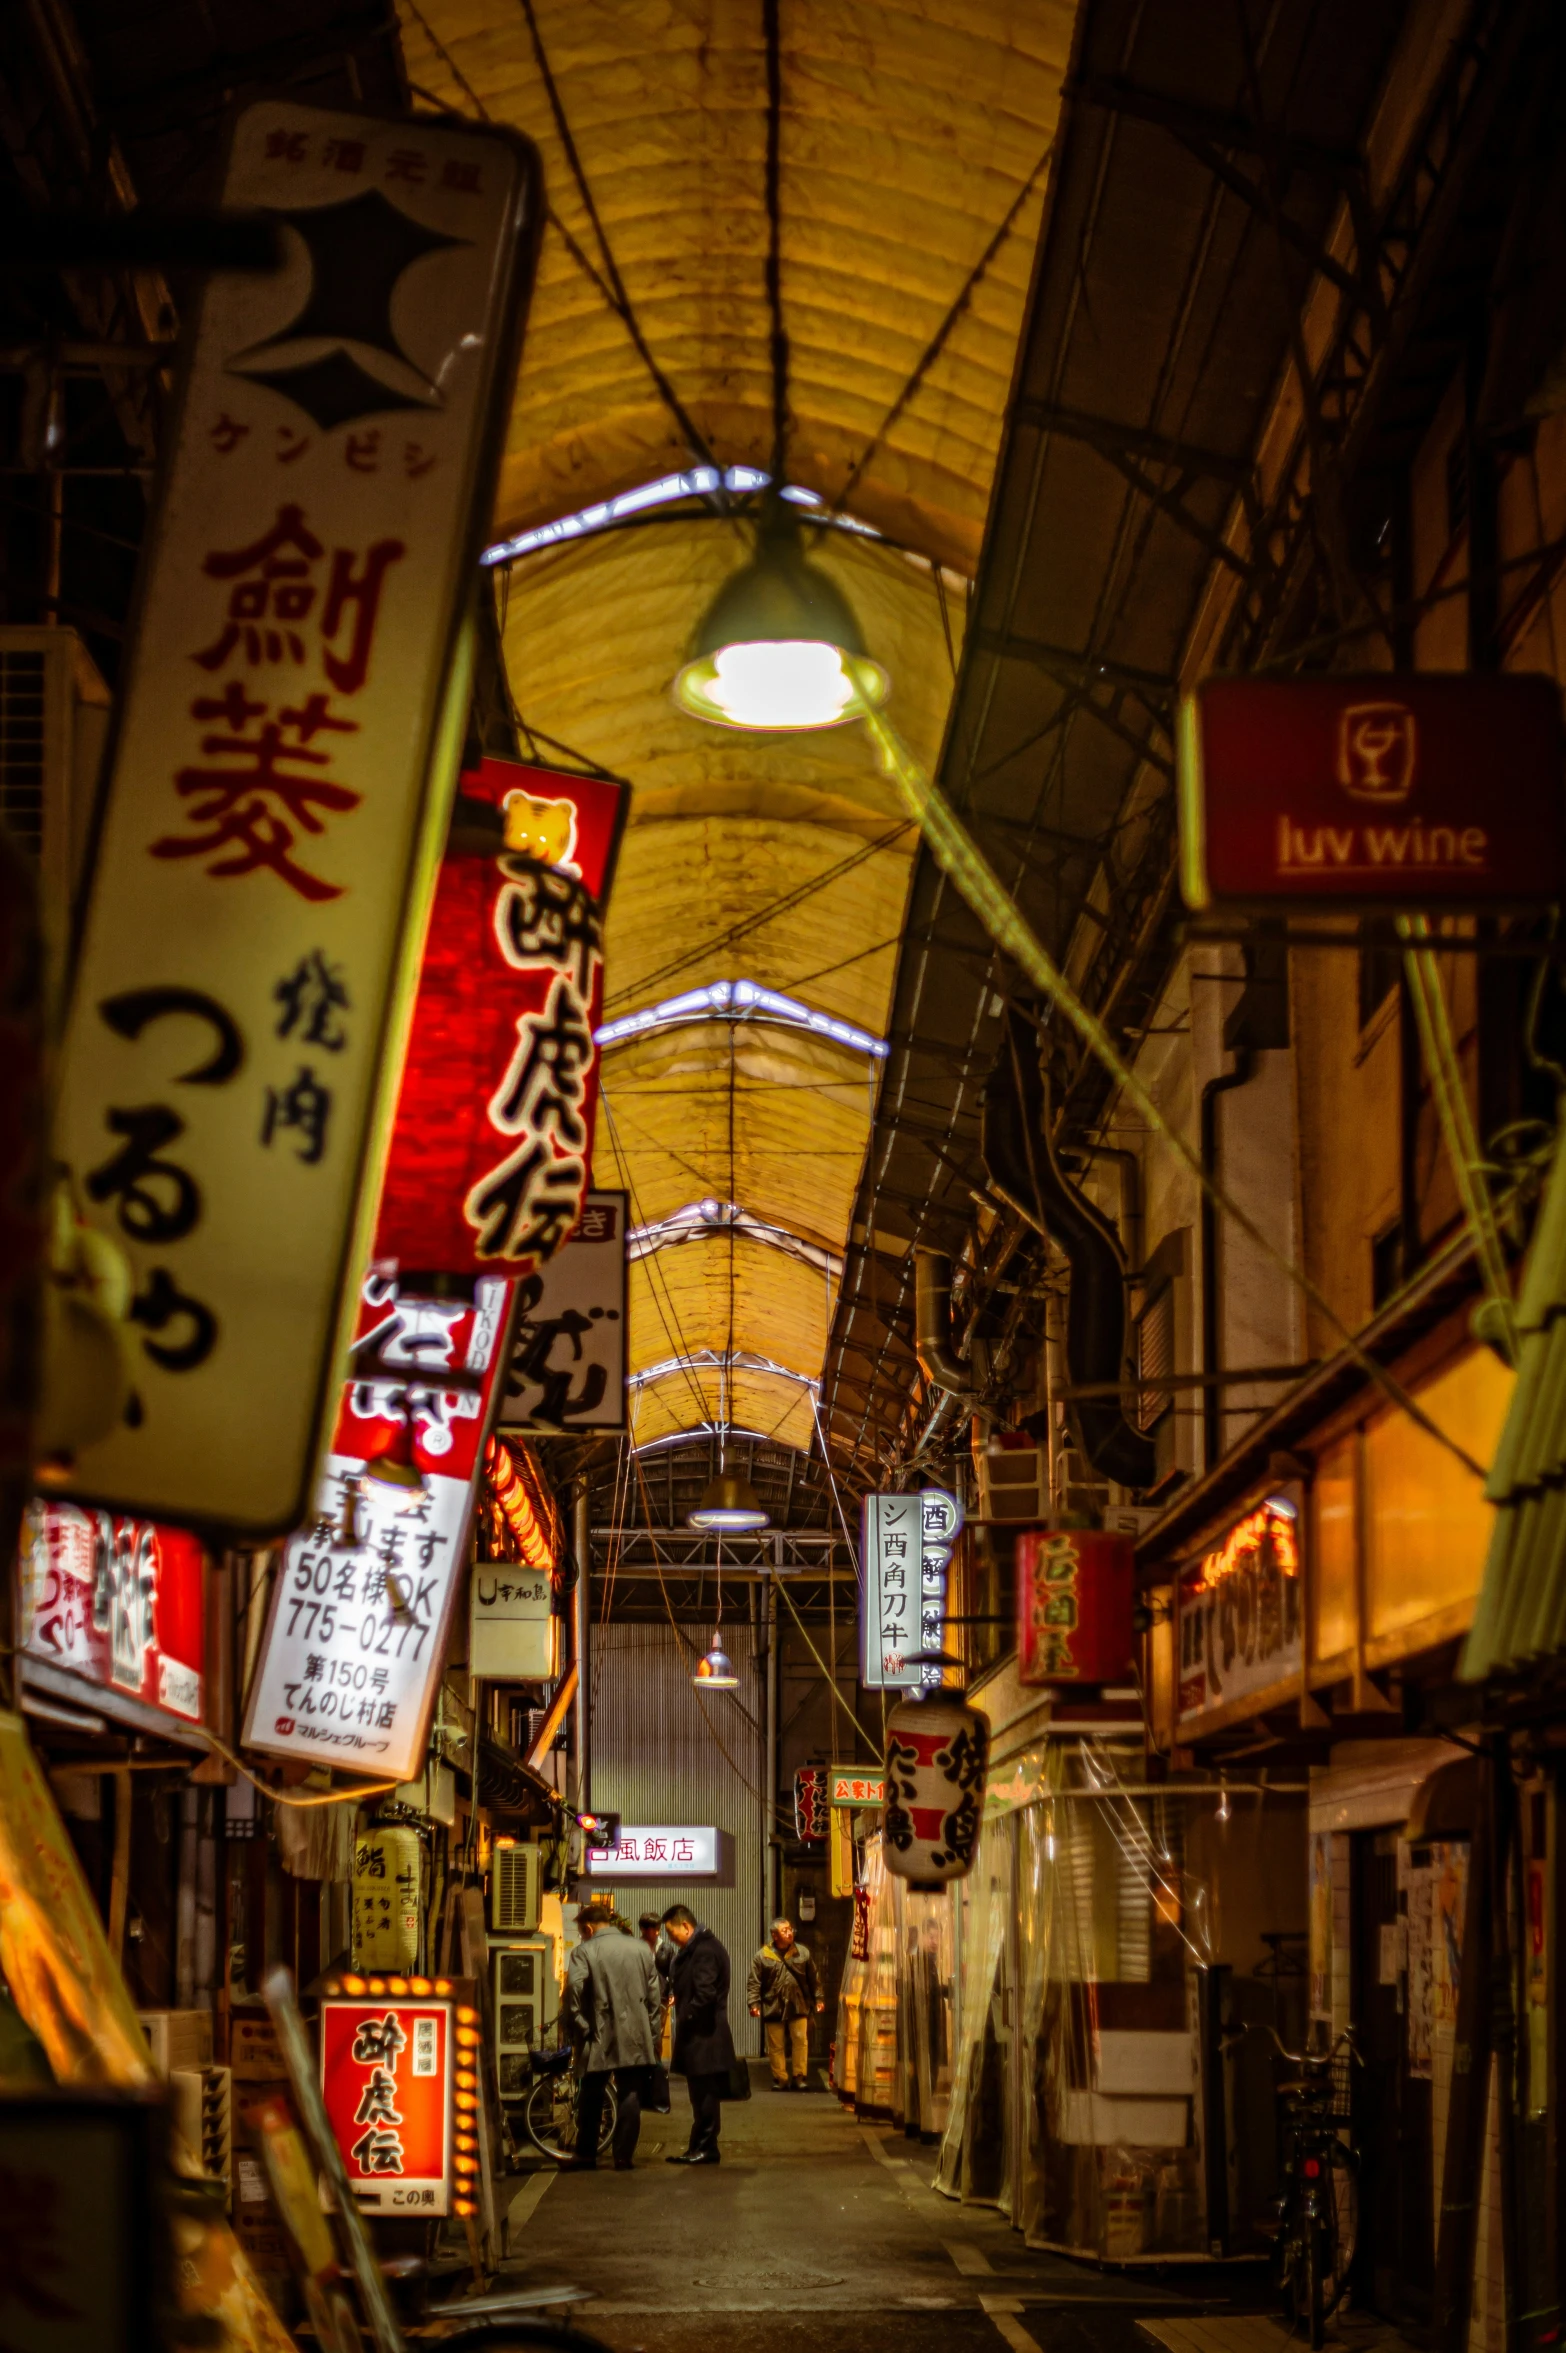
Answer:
[563, 1901, 662, 2170]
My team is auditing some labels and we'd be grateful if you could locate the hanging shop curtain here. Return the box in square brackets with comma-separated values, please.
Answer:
[935, 1805, 1015, 2200]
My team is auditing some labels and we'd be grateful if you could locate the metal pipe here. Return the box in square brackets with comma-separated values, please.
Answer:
[914, 1247, 974, 1398]
[1199, 1049, 1255, 1470]
[765, 1578, 779, 1931]
[1085, 1143, 1142, 1275]
[573, 1481, 591, 1815]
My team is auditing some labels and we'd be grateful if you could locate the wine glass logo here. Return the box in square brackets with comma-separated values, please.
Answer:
[1337, 702, 1417, 803]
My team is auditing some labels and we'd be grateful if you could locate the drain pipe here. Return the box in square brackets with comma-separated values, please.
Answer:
[573, 1480, 591, 1815]
[1199, 1051, 1254, 1471]
[1084, 1144, 1142, 1277]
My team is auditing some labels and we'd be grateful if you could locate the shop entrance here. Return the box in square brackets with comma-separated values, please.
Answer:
[1350, 1828, 1436, 2336]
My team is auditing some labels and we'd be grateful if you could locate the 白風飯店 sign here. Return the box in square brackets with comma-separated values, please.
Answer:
[583, 1827, 718, 1877]
[48, 102, 539, 1537]
[1176, 1488, 1303, 1730]
[373, 764, 626, 1284]
[1178, 673, 1564, 912]
[861, 1489, 963, 1690]
[320, 1993, 455, 2214]
[241, 1272, 512, 1782]
[19, 1501, 205, 1728]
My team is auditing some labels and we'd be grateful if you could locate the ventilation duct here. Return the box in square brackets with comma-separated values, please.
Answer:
[914, 1247, 976, 1403]
[980, 1014, 1156, 1493]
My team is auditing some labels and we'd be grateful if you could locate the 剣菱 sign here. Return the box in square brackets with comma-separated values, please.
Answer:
[1179, 673, 1565, 913]
[48, 101, 540, 1535]
[860, 1489, 963, 1690]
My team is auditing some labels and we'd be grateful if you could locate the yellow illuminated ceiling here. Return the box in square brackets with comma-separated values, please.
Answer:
[397, 0, 1077, 1459]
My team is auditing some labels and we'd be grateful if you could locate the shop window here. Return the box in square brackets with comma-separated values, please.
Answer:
[1363, 1346, 1514, 1641]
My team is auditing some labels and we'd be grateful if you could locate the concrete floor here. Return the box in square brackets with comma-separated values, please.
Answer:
[495, 2074, 1281, 2353]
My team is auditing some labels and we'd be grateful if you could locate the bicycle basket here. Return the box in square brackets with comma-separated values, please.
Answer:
[531, 2045, 573, 2079]
[1323, 2052, 1354, 2124]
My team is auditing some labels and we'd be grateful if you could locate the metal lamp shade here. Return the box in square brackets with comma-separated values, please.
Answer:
[674, 511, 889, 731]
[687, 1468, 770, 1531]
[692, 1642, 741, 1689]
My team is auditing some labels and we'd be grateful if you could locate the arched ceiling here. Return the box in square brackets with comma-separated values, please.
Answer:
[397, 0, 1079, 1473]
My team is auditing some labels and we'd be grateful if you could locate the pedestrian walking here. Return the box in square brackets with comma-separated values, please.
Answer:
[660, 1903, 736, 2165]
[747, 1916, 823, 2090]
[562, 1899, 662, 2171]
[638, 1910, 673, 2111]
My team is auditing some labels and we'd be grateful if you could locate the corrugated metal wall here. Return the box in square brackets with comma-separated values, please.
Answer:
[587, 1620, 766, 2052]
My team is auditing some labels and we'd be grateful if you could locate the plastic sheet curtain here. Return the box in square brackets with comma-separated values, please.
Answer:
[892, 1883, 955, 2138]
[937, 1745, 1207, 2259]
[935, 1808, 1015, 2203]
[853, 1834, 899, 2115]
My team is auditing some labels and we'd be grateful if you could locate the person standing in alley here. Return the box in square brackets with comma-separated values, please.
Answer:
[661, 1903, 736, 2165]
[747, 1916, 823, 2091]
[562, 1899, 661, 2170]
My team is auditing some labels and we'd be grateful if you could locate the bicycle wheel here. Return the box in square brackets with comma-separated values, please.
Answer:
[1303, 2219, 1325, 2351]
[522, 2073, 578, 2161]
[1318, 2140, 1359, 2315]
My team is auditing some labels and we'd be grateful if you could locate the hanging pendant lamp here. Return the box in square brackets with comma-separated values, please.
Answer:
[675, 501, 889, 733]
[687, 1465, 770, 1532]
[692, 1640, 741, 1689]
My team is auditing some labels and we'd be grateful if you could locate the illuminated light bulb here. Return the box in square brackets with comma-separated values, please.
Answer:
[456, 2028, 481, 2051]
[1216, 1777, 1232, 1824]
[387, 1977, 409, 1996]
[674, 502, 888, 734]
[455, 2093, 478, 2113]
[341, 1974, 366, 1996]
[456, 2005, 479, 2027]
[434, 1978, 452, 1995]
[454, 2199, 477, 2218]
[706, 638, 858, 730]
[409, 1976, 431, 1996]
[454, 2155, 478, 2175]
[367, 1978, 387, 1996]
[687, 1469, 769, 1533]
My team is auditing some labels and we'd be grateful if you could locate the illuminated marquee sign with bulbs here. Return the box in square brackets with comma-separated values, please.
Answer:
[318, 1974, 483, 2218]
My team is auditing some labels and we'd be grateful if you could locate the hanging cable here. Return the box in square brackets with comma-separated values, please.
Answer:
[762, 0, 789, 484]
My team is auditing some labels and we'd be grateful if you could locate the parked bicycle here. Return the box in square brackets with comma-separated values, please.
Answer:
[1263, 2024, 1361, 2349]
[520, 2044, 617, 2165]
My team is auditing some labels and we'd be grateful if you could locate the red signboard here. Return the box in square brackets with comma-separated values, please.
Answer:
[1179, 673, 1564, 911]
[320, 1996, 454, 2214]
[1016, 1527, 1134, 1685]
[19, 1500, 205, 1722]
[373, 756, 626, 1281]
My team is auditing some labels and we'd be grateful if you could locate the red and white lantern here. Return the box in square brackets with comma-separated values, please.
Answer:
[882, 1693, 988, 1887]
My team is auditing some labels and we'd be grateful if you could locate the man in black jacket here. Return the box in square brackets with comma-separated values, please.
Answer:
[660, 1904, 736, 2165]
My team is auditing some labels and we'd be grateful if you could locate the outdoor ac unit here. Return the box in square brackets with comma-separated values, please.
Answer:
[490, 1840, 540, 1934]
[0, 626, 111, 996]
[492, 1937, 557, 2101]
[171, 2066, 233, 2212]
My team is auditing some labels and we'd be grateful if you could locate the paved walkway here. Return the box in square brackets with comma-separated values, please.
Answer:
[494, 2074, 1286, 2353]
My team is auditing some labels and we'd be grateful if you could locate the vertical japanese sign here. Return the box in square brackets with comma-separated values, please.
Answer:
[1016, 1529, 1135, 1685]
[320, 1996, 452, 2213]
[497, 1188, 627, 1431]
[374, 761, 626, 1283]
[18, 1499, 206, 1724]
[241, 1271, 512, 1780]
[860, 1489, 963, 1690]
[48, 103, 540, 1535]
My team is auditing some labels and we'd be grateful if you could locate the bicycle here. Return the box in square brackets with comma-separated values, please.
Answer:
[1262, 2025, 1361, 2349]
[519, 2045, 617, 2165]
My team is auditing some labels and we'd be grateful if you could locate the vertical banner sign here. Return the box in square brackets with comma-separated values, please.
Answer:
[241, 1272, 512, 1780]
[1016, 1528, 1136, 1685]
[374, 760, 627, 1281]
[320, 1994, 453, 2214]
[860, 1489, 963, 1690]
[498, 1188, 628, 1431]
[18, 1500, 205, 1723]
[48, 103, 540, 1535]
[793, 1766, 828, 1843]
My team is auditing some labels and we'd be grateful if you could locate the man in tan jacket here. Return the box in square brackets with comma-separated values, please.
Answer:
[746, 1917, 823, 2091]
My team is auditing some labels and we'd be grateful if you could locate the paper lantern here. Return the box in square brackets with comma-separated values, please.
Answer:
[373, 756, 626, 1280]
[882, 1693, 988, 1887]
[1016, 1528, 1135, 1684]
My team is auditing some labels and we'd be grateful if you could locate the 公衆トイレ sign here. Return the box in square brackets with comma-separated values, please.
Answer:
[1178, 673, 1564, 912]
[48, 101, 539, 1536]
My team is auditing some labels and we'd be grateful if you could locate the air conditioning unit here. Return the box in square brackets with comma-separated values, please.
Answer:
[492, 1937, 557, 2101]
[490, 1840, 541, 1934]
[0, 626, 111, 996]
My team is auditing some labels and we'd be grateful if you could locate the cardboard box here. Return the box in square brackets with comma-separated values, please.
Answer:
[138, 2008, 212, 2075]
[229, 2013, 284, 2080]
